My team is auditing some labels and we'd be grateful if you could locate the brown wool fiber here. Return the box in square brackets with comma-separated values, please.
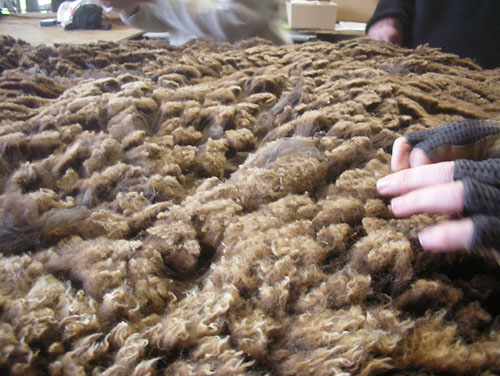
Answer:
[1, 35, 500, 375]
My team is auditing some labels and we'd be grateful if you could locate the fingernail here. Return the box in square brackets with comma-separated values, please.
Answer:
[390, 197, 407, 217]
[418, 230, 428, 247]
[418, 228, 435, 250]
[390, 197, 401, 211]
[376, 176, 390, 193]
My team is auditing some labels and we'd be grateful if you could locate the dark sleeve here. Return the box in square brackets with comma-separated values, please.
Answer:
[366, 0, 415, 45]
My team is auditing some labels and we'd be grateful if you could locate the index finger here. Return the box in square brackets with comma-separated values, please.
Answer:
[377, 161, 455, 196]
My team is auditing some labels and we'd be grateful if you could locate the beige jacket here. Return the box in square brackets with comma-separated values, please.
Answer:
[120, 0, 291, 46]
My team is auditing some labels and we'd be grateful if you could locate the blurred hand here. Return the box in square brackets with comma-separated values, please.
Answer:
[366, 17, 403, 46]
[377, 120, 500, 254]
[101, 0, 151, 15]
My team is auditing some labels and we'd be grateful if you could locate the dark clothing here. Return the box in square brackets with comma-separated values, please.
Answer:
[366, 0, 500, 69]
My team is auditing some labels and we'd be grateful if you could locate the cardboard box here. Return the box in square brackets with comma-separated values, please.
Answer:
[286, 1, 337, 30]
[334, 0, 377, 23]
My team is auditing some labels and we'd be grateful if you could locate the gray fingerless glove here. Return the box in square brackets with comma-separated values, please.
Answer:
[459, 177, 500, 250]
[462, 178, 500, 216]
[470, 215, 500, 250]
[404, 119, 500, 162]
[454, 159, 500, 188]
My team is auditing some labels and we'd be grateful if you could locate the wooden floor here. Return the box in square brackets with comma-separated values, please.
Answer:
[0, 13, 143, 46]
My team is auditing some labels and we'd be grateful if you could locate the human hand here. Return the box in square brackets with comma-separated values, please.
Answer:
[100, 0, 151, 15]
[366, 17, 403, 46]
[377, 119, 500, 254]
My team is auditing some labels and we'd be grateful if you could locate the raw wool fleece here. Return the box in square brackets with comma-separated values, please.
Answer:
[1, 34, 500, 375]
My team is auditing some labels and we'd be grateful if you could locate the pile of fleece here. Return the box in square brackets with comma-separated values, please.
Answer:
[1, 35, 500, 375]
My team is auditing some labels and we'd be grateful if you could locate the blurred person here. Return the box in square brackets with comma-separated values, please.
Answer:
[101, 0, 291, 46]
[377, 119, 500, 254]
[366, 0, 500, 68]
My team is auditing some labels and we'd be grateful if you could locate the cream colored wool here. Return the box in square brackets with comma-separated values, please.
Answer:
[1, 35, 500, 375]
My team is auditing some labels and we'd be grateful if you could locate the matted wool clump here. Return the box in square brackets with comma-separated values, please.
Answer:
[1, 34, 500, 375]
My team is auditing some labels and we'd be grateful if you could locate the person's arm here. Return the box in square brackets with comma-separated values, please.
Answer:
[377, 119, 500, 255]
[101, 0, 143, 16]
[366, 0, 415, 46]
[105, 0, 290, 45]
[101, 0, 170, 32]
